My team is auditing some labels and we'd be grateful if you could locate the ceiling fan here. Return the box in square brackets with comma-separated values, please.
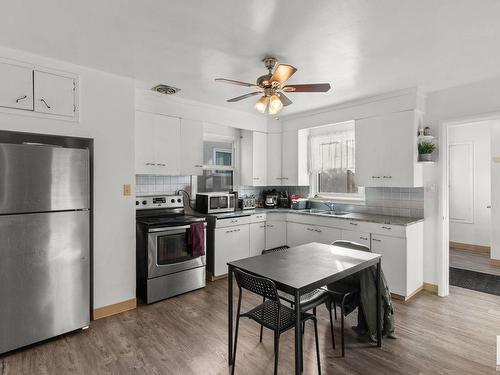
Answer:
[215, 57, 331, 115]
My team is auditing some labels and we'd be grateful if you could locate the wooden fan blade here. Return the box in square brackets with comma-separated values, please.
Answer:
[282, 83, 331, 92]
[215, 78, 259, 88]
[226, 92, 261, 102]
[270, 64, 297, 85]
[278, 93, 293, 106]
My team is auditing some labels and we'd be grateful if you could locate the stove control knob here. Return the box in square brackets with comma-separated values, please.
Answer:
[135, 201, 139, 206]
[142, 200, 147, 205]
[171, 199, 175, 203]
[177, 198, 182, 203]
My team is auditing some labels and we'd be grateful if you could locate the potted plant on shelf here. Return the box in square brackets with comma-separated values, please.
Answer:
[418, 141, 436, 162]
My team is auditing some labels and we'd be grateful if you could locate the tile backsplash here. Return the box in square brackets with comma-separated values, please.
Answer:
[309, 187, 424, 218]
[136, 177, 424, 219]
[136, 175, 191, 196]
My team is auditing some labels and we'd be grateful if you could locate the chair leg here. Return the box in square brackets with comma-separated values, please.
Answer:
[312, 318, 321, 375]
[274, 332, 280, 375]
[333, 299, 337, 320]
[341, 296, 347, 357]
[231, 295, 243, 375]
[327, 301, 335, 350]
[259, 296, 265, 343]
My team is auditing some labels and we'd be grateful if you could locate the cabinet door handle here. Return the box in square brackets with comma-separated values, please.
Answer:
[40, 98, 51, 109]
[145, 162, 155, 166]
[360, 236, 368, 241]
[226, 230, 232, 233]
[15, 95, 27, 103]
[381, 226, 391, 230]
[383, 176, 392, 179]
[349, 222, 358, 226]
[253, 177, 260, 180]
[194, 164, 203, 168]
[282, 177, 288, 180]
[371, 176, 380, 179]
[231, 220, 238, 223]
[372, 238, 381, 242]
[315, 229, 322, 233]
[157, 163, 166, 167]
[267, 225, 274, 228]
[306, 228, 314, 231]
[260, 225, 265, 228]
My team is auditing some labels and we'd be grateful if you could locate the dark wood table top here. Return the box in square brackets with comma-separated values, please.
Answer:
[228, 242, 381, 294]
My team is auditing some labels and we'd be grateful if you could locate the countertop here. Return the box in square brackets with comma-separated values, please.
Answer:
[201, 208, 423, 226]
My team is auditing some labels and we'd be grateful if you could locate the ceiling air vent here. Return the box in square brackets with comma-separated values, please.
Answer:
[152, 84, 180, 95]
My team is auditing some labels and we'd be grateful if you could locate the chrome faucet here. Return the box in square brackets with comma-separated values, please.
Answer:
[322, 201, 336, 212]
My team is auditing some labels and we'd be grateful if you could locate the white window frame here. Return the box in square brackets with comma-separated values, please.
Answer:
[308, 121, 365, 204]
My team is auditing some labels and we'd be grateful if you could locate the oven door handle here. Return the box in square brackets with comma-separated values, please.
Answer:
[148, 223, 207, 233]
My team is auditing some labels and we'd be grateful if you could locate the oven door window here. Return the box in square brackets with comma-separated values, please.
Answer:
[210, 196, 227, 210]
[156, 232, 191, 265]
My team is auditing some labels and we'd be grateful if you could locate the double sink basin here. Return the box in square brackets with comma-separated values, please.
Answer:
[297, 209, 349, 216]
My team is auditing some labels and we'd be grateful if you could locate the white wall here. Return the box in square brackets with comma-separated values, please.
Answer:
[448, 122, 491, 247]
[490, 121, 500, 260]
[424, 76, 500, 285]
[0, 46, 136, 309]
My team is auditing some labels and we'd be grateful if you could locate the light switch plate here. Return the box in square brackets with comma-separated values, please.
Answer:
[123, 184, 131, 196]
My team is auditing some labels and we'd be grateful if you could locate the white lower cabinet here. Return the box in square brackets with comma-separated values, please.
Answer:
[213, 224, 250, 277]
[287, 222, 341, 247]
[265, 221, 286, 249]
[341, 229, 371, 248]
[249, 222, 266, 257]
[370, 234, 406, 296]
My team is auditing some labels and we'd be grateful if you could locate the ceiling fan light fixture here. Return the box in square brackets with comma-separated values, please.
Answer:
[268, 94, 283, 114]
[254, 96, 268, 113]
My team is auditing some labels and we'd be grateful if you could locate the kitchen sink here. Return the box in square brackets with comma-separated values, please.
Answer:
[319, 211, 349, 216]
[297, 209, 328, 214]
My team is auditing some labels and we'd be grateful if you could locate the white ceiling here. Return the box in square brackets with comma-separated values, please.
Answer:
[2, 0, 500, 115]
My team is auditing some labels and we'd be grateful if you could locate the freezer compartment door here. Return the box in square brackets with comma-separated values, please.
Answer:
[0, 210, 90, 354]
[0, 143, 89, 214]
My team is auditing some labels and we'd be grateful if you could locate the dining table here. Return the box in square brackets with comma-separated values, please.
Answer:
[227, 242, 382, 374]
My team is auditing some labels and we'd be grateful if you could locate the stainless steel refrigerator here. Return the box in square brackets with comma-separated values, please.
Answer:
[0, 141, 90, 354]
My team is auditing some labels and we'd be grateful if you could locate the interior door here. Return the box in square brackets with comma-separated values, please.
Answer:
[34, 70, 75, 117]
[0, 210, 90, 354]
[0, 62, 34, 110]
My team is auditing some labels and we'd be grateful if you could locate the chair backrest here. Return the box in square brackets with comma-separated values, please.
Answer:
[332, 240, 371, 253]
[261, 245, 289, 255]
[233, 268, 280, 302]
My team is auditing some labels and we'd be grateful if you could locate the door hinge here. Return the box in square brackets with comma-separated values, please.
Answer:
[73, 104, 76, 113]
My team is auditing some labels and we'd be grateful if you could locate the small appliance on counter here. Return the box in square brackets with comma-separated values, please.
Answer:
[291, 198, 308, 210]
[278, 191, 290, 208]
[195, 192, 237, 214]
[238, 195, 256, 210]
[264, 189, 279, 208]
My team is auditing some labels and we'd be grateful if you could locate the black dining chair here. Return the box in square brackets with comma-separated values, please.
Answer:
[260, 246, 336, 350]
[326, 240, 370, 357]
[232, 268, 321, 375]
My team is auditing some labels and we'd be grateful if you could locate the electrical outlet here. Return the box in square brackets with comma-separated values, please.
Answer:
[123, 184, 131, 196]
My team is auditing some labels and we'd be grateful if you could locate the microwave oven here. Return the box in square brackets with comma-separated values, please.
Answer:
[196, 192, 237, 214]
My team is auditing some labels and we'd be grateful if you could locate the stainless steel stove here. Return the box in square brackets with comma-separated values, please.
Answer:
[136, 195, 206, 304]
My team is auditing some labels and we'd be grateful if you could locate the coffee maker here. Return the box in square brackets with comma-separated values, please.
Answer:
[263, 189, 279, 208]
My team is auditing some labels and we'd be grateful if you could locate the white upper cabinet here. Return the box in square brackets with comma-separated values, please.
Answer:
[34, 70, 76, 117]
[179, 118, 203, 176]
[241, 130, 267, 186]
[356, 110, 422, 187]
[154, 115, 181, 175]
[266, 133, 282, 186]
[135, 111, 182, 175]
[0, 62, 33, 111]
[281, 129, 309, 186]
[135, 111, 157, 174]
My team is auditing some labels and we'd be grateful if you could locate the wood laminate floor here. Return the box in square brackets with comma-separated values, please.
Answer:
[1, 281, 500, 375]
[450, 247, 500, 276]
